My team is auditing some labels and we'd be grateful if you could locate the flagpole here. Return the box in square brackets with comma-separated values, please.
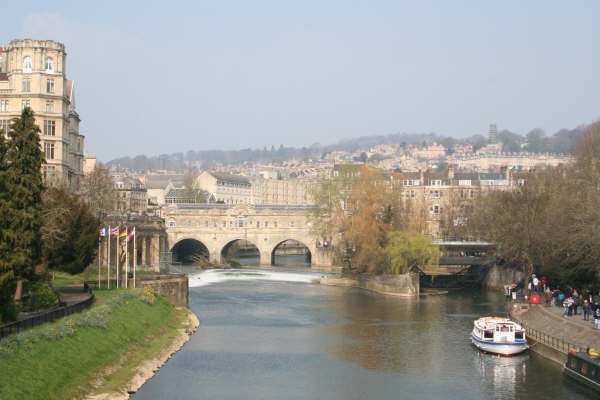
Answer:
[98, 234, 101, 289]
[108, 226, 111, 289]
[133, 228, 137, 288]
[125, 227, 129, 289]
[116, 227, 120, 289]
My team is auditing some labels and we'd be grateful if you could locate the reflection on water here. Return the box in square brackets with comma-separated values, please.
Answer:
[475, 353, 528, 400]
[133, 269, 594, 400]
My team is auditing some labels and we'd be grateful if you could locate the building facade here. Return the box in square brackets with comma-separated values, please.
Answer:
[0, 39, 84, 186]
[197, 171, 252, 205]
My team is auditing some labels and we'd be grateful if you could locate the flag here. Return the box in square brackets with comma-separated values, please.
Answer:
[99, 227, 107, 237]
[127, 226, 135, 242]
[119, 227, 128, 238]
[110, 227, 119, 237]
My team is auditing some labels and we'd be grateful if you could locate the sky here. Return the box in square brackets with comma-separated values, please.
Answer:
[2, 1, 599, 162]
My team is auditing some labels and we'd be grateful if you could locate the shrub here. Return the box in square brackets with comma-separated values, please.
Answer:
[21, 282, 59, 311]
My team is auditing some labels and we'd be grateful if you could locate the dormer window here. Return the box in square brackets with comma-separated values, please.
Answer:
[23, 56, 32, 73]
[45, 57, 54, 73]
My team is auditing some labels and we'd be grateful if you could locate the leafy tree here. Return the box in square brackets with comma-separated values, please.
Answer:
[1, 108, 45, 301]
[309, 165, 402, 273]
[42, 187, 100, 275]
[80, 163, 117, 216]
[342, 165, 392, 273]
[385, 232, 439, 274]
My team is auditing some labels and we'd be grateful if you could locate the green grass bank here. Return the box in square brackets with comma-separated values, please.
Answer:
[0, 288, 190, 400]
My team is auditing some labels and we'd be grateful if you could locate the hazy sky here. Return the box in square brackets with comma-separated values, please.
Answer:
[2, 1, 599, 161]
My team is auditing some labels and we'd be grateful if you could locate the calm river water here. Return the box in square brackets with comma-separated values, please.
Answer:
[133, 268, 595, 400]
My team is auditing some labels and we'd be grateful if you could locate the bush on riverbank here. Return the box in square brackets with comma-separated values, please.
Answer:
[0, 289, 187, 400]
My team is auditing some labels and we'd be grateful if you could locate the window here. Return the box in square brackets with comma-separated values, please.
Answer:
[430, 179, 442, 186]
[22, 100, 30, 110]
[0, 120, 10, 135]
[44, 120, 56, 136]
[46, 101, 54, 112]
[23, 56, 32, 73]
[22, 78, 31, 92]
[0, 100, 7, 112]
[44, 142, 55, 159]
[45, 57, 54, 73]
[43, 165, 56, 180]
[46, 79, 55, 93]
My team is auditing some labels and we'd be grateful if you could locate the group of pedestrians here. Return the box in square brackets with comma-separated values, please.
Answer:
[542, 284, 600, 329]
[517, 273, 600, 329]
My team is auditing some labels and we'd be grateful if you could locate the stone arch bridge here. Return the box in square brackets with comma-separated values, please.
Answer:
[163, 204, 333, 269]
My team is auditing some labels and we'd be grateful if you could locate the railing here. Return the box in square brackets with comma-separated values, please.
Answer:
[0, 291, 95, 339]
[511, 316, 581, 354]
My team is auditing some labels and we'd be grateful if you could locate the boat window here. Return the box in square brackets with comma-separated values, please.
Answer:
[515, 332, 523, 339]
[581, 363, 589, 376]
[484, 331, 494, 339]
[569, 358, 578, 369]
[501, 326, 509, 332]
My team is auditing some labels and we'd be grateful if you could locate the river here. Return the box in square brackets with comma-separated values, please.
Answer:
[133, 268, 595, 400]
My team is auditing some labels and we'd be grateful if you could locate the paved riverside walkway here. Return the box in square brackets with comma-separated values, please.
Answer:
[510, 301, 600, 352]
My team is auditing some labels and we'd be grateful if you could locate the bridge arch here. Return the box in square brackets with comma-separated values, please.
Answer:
[271, 239, 312, 267]
[171, 238, 210, 266]
[221, 239, 261, 265]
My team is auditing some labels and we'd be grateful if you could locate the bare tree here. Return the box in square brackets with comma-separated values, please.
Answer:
[80, 163, 117, 216]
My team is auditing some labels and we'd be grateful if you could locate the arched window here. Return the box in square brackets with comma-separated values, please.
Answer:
[45, 57, 54, 73]
[23, 56, 32, 73]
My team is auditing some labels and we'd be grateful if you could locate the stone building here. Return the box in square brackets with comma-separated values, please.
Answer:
[0, 39, 84, 187]
[251, 177, 313, 206]
[100, 214, 167, 273]
[112, 174, 148, 212]
[197, 171, 252, 205]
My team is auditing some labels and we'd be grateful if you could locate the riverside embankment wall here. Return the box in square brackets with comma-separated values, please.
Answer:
[138, 275, 189, 307]
[509, 302, 600, 365]
[321, 273, 419, 297]
[483, 265, 525, 291]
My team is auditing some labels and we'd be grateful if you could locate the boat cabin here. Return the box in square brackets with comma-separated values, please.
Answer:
[474, 318, 524, 342]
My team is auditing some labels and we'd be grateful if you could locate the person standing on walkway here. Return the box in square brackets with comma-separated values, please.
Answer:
[594, 308, 600, 329]
[545, 287, 552, 306]
[583, 299, 591, 321]
[532, 274, 540, 294]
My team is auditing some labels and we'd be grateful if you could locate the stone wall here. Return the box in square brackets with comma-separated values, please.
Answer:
[139, 275, 189, 308]
[483, 265, 525, 291]
[321, 273, 419, 297]
[360, 274, 420, 297]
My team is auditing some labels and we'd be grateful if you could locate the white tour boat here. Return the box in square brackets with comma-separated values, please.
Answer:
[471, 316, 528, 356]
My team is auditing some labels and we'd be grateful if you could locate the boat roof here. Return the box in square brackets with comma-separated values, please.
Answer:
[570, 351, 600, 366]
[475, 316, 523, 330]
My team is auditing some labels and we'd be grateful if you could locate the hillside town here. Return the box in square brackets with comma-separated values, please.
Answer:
[79, 123, 572, 240]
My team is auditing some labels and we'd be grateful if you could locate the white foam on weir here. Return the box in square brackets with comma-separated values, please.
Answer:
[188, 268, 323, 287]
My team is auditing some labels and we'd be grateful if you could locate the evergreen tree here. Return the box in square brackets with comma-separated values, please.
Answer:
[3, 108, 45, 301]
[0, 122, 14, 320]
[41, 188, 100, 275]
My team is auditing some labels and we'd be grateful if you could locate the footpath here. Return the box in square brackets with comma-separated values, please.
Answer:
[510, 300, 600, 363]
